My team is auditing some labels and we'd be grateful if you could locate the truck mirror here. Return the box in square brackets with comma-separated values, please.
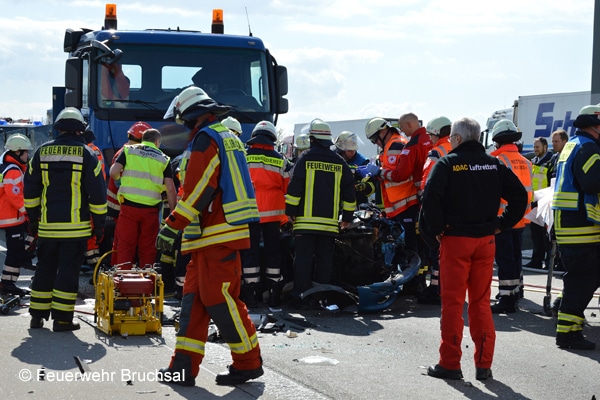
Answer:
[276, 65, 288, 96]
[65, 57, 82, 109]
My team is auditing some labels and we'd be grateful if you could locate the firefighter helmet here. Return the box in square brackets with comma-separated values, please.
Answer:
[54, 107, 86, 132]
[247, 121, 277, 145]
[492, 119, 522, 144]
[335, 131, 359, 151]
[308, 118, 332, 142]
[295, 134, 310, 150]
[166, 86, 230, 124]
[4, 133, 33, 152]
[426, 116, 452, 137]
[365, 118, 390, 141]
[127, 121, 152, 140]
[221, 116, 242, 136]
[574, 104, 600, 128]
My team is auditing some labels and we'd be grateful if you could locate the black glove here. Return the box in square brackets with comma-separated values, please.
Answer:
[28, 220, 39, 237]
[156, 225, 179, 252]
[93, 227, 104, 246]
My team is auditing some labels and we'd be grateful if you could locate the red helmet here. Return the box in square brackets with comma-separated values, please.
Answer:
[127, 121, 152, 140]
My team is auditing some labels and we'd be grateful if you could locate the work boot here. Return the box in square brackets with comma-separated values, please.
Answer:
[268, 280, 284, 312]
[158, 353, 196, 386]
[0, 281, 28, 297]
[426, 364, 463, 380]
[240, 283, 258, 308]
[556, 332, 596, 350]
[491, 295, 517, 314]
[53, 320, 80, 332]
[30, 316, 45, 329]
[215, 365, 264, 386]
[476, 368, 493, 381]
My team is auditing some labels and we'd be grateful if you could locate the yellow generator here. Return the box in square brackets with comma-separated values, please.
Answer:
[94, 261, 164, 336]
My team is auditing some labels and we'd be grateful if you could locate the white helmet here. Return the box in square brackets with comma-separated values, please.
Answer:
[574, 104, 600, 128]
[492, 119, 521, 144]
[54, 107, 86, 132]
[168, 86, 230, 124]
[335, 131, 359, 151]
[295, 134, 310, 150]
[365, 118, 390, 141]
[426, 116, 452, 137]
[5, 133, 33, 152]
[308, 118, 332, 142]
[249, 121, 277, 143]
[221, 116, 242, 136]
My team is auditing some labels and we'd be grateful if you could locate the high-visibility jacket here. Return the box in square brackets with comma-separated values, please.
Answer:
[118, 141, 170, 207]
[552, 133, 600, 244]
[24, 132, 107, 239]
[378, 134, 417, 218]
[530, 151, 553, 191]
[421, 137, 452, 190]
[107, 146, 124, 218]
[246, 143, 290, 223]
[0, 152, 27, 228]
[285, 145, 356, 235]
[491, 144, 533, 229]
[166, 121, 258, 252]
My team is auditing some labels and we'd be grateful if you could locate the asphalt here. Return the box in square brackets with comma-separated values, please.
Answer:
[2, 245, 600, 399]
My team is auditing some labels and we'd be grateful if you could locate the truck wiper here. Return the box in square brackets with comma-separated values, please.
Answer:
[107, 99, 161, 111]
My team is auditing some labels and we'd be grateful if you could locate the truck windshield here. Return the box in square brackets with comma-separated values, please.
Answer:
[97, 44, 270, 113]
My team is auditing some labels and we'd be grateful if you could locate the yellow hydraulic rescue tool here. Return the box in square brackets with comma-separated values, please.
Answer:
[94, 251, 164, 336]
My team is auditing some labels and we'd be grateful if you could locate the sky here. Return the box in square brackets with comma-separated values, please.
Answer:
[0, 0, 595, 138]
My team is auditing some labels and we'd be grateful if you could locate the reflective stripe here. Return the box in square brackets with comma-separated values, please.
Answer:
[221, 281, 255, 354]
[175, 336, 205, 355]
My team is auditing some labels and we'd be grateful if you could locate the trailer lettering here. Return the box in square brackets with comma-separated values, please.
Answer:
[534, 102, 576, 138]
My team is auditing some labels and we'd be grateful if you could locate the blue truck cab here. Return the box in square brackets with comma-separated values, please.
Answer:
[58, 4, 288, 161]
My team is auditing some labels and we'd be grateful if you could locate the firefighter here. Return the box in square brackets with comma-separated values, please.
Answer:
[489, 120, 533, 313]
[105, 121, 150, 262]
[417, 116, 453, 305]
[552, 105, 600, 350]
[25, 107, 107, 332]
[156, 86, 263, 386]
[334, 131, 375, 206]
[285, 119, 356, 305]
[419, 117, 527, 381]
[0, 134, 33, 296]
[240, 121, 290, 311]
[109, 128, 176, 269]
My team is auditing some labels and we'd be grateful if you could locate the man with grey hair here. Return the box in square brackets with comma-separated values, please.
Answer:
[419, 117, 527, 381]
